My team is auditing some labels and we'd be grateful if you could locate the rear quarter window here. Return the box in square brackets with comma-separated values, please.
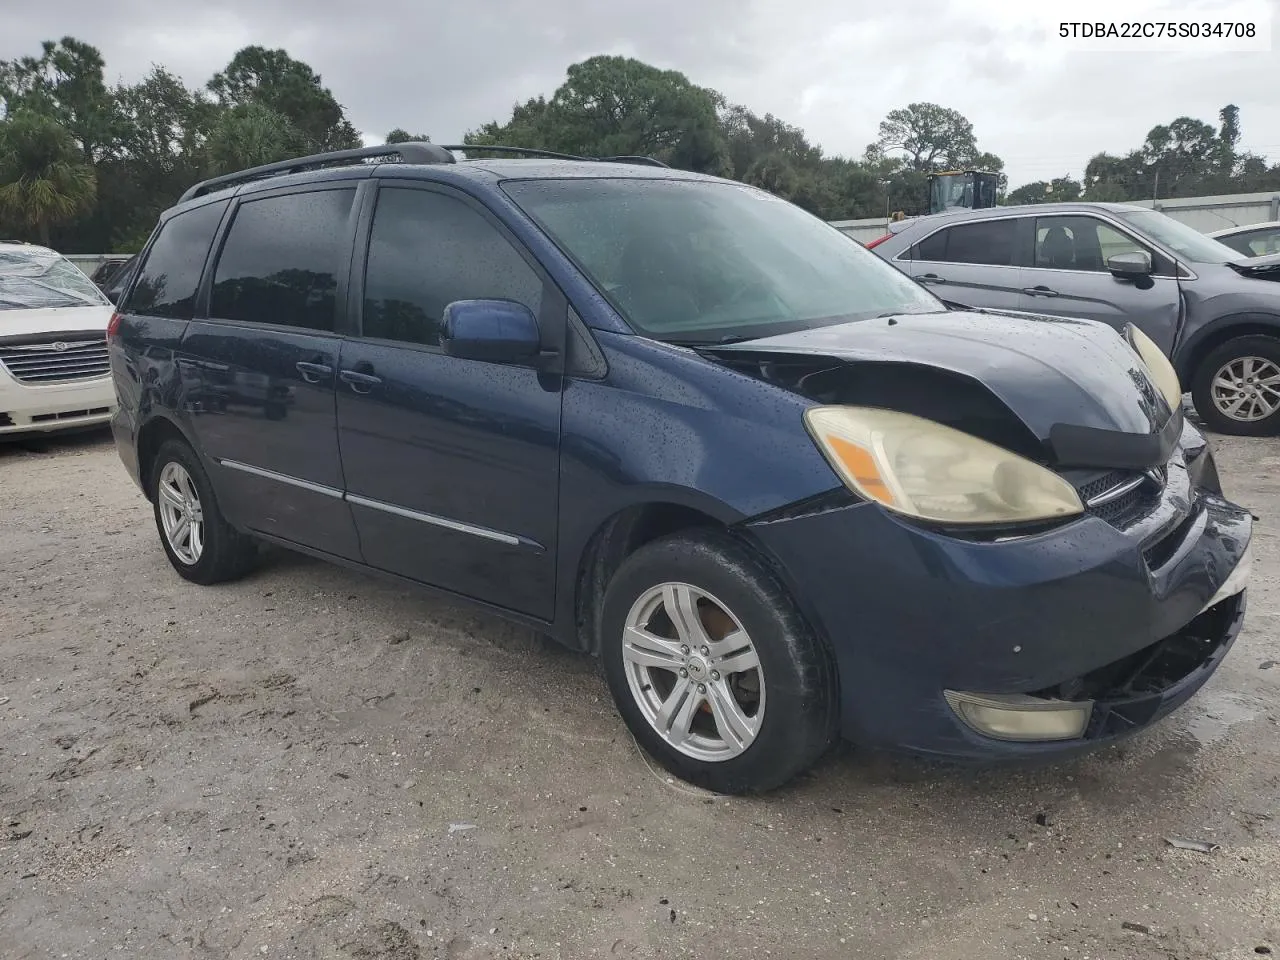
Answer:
[125, 200, 229, 319]
[912, 220, 1017, 267]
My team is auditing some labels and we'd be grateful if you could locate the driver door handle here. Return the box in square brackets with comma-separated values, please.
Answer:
[1022, 285, 1059, 298]
[919, 273, 947, 284]
[295, 361, 332, 383]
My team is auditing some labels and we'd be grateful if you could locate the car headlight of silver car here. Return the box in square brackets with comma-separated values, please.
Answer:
[1126, 324, 1182, 411]
[803, 406, 1084, 525]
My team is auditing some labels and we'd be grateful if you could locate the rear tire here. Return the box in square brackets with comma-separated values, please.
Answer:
[1191, 335, 1280, 436]
[150, 439, 257, 584]
[599, 530, 838, 794]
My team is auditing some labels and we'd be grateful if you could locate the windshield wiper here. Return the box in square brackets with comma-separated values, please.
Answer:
[666, 333, 759, 347]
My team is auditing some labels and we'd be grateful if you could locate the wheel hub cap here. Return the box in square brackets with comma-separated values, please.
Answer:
[685, 656, 710, 683]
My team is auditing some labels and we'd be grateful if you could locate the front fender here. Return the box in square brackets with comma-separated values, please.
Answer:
[1173, 311, 1280, 380]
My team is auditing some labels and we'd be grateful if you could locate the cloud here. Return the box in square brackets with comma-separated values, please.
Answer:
[4, 0, 1277, 187]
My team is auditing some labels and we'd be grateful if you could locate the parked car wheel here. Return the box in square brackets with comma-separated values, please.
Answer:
[150, 439, 258, 584]
[1191, 335, 1280, 436]
[600, 530, 837, 794]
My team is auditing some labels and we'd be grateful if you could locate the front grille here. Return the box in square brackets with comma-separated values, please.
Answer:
[1091, 485, 1161, 528]
[1077, 469, 1133, 503]
[1073, 468, 1163, 530]
[0, 339, 109, 383]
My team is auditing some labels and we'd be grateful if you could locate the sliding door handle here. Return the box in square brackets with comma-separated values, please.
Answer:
[339, 369, 382, 394]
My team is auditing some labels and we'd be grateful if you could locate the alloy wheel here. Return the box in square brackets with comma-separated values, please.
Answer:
[157, 461, 205, 565]
[1210, 356, 1280, 422]
[621, 582, 765, 761]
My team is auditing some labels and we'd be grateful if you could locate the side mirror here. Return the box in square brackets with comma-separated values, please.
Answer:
[441, 299, 541, 364]
[1108, 251, 1152, 277]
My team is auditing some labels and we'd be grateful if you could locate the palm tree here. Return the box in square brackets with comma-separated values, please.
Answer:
[0, 110, 97, 246]
[205, 102, 300, 175]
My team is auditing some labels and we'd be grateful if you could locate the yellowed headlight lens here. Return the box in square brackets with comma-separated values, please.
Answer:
[1128, 325, 1182, 410]
[803, 406, 1084, 525]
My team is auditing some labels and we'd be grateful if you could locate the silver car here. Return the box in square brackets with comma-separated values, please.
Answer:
[1209, 221, 1280, 259]
[869, 203, 1280, 435]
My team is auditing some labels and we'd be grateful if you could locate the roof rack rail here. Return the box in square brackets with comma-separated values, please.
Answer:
[178, 141, 456, 203]
[438, 145, 589, 161]
[441, 145, 669, 168]
[177, 142, 673, 204]
[599, 155, 670, 168]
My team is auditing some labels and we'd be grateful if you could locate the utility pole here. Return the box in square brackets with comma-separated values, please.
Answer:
[1153, 170, 1160, 202]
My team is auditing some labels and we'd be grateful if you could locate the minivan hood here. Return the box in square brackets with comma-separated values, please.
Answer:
[705, 310, 1180, 470]
[0, 305, 113, 340]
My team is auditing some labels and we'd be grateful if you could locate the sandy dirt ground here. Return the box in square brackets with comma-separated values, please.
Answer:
[1, 428, 1278, 960]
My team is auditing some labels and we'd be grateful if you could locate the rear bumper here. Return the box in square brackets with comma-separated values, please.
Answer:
[110, 402, 142, 490]
[0, 374, 115, 436]
[747, 442, 1251, 760]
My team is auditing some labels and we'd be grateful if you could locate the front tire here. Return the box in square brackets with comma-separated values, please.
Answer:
[150, 439, 257, 584]
[1191, 335, 1280, 436]
[600, 530, 837, 794]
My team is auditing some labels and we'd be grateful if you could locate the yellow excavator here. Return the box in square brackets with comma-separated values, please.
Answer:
[926, 170, 1001, 215]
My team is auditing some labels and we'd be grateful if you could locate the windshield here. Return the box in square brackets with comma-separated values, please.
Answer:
[0, 246, 109, 312]
[503, 178, 942, 343]
[1113, 209, 1242, 264]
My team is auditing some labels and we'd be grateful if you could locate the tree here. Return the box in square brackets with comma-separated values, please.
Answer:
[1080, 105, 1280, 202]
[0, 37, 115, 163]
[873, 103, 978, 171]
[208, 47, 361, 153]
[0, 110, 96, 244]
[467, 96, 553, 150]
[205, 102, 300, 174]
[91, 67, 217, 248]
[1218, 104, 1241, 167]
[1083, 150, 1148, 201]
[386, 128, 430, 143]
[1006, 176, 1082, 205]
[468, 57, 729, 173]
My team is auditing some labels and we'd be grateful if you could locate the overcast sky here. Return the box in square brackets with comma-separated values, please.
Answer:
[5, 0, 1277, 190]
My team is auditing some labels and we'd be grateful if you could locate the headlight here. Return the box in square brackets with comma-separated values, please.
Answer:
[1126, 324, 1182, 411]
[803, 406, 1084, 525]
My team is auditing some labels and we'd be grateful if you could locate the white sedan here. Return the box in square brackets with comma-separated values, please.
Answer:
[1, 242, 117, 438]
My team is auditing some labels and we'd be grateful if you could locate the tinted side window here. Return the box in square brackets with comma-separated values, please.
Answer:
[210, 189, 355, 331]
[915, 220, 1017, 266]
[1035, 216, 1146, 271]
[125, 200, 227, 318]
[363, 188, 542, 346]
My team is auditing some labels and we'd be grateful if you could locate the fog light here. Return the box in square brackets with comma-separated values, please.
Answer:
[944, 691, 1092, 742]
[1199, 540, 1252, 614]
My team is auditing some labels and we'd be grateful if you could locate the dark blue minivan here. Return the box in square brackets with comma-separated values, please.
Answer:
[108, 143, 1252, 793]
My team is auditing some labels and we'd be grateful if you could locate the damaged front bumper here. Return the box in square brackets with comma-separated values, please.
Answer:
[745, 429, 1252, 760]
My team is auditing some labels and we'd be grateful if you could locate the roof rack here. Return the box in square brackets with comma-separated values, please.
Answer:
[178, 141, 456, 203]
[441, 145, 669, 168]
[438, 145, 588, 161]
[599, 156, 669, 168]
[177, 141, 670, 203]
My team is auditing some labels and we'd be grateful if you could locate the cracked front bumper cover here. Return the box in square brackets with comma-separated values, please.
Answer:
[746, 466, 1251, 760]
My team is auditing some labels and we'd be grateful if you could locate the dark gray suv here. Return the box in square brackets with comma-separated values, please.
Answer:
[869, 203, 1280, 435]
